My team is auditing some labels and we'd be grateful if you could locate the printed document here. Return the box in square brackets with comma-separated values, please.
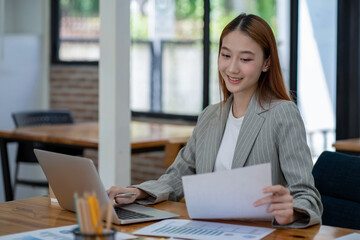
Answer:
[0, 225, 135, 240]
[335, 233, 360, 240]
[182, 163, 273, 220]
[134, 219, 275, 240]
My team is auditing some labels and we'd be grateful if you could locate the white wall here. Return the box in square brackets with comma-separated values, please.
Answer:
[0, 0, 49, 202]
[4, 0, 43, 34]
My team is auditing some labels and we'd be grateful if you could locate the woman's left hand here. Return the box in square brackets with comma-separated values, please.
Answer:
[253, 185, 294, 225]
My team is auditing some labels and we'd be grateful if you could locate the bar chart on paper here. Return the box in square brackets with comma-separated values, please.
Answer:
[134, 219, 275, 240]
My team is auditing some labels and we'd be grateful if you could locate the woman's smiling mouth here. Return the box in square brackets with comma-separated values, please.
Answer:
[228, 75, 242, 83]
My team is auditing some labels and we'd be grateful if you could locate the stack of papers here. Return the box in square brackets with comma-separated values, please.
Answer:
[182, 163, 273, 220]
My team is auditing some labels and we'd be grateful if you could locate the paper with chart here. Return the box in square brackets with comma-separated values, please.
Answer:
[0, 225, 136, 240]
[134, 219, 275, 240]
[182, 163, 273, 220]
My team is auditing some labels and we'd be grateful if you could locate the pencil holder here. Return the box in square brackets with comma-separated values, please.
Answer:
[72, 227, 116, 240]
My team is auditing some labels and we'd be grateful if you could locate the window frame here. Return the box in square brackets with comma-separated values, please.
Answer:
[51, 0, 99, 66]
[51, 0, 297, 122]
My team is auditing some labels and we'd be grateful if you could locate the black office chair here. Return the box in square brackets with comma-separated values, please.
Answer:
[312, 151, 360, 230]
[12, 110, 84, 192]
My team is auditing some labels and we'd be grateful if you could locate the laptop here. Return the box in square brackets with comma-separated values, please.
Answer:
[34, 149, 179, 225]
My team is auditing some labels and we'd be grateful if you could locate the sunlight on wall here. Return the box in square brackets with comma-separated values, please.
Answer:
[298, 0, 337, 159]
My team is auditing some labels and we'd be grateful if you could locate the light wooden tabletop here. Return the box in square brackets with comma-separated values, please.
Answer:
[0, 121, 194, 150]
[0, 196, 359, 239]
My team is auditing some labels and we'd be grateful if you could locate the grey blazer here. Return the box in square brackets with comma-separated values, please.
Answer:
[134, 93, 323, 228]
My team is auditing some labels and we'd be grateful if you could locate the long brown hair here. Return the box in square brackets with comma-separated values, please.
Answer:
[218, 13, 292, 105]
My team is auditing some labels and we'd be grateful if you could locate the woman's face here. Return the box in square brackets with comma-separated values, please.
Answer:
[218, 30, 269, 98]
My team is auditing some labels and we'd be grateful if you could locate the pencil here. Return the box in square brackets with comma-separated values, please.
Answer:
[77, 198, 86, 233]
[92, 194, 103, 234]
[82, 197, 94, 234]
[105, 199, 113, 232]
[74, 193, 85, 233]
[94, 205, 104, 234]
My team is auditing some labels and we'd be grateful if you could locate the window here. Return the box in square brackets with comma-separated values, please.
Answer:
[209, 0, 284, 104]
[51, 0, 289, 120]
[130, 0, 204, 116]
[297, 0, 337, 159]
[51, 0, 100, 63]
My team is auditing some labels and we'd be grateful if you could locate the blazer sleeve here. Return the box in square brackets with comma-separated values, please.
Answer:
[132, 106, 211, 204]
[271, 101, 323, 228]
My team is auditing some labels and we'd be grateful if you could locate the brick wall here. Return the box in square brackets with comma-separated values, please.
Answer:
[50, 66, 99, 122]
[50, 65, 168, 184]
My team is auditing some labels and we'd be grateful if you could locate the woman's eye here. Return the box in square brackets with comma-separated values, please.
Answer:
[221, 53, 230, 58]
[240, 58, 252, 62]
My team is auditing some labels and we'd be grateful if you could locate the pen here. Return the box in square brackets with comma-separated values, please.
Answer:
[115, 192, 136, 198]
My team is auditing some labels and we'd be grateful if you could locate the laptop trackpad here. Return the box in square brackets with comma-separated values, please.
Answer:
[115, 205, 153, 220]
[114, 204, 179, 224]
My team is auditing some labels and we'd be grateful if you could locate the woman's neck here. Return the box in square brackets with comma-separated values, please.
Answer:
[231, 91, 255, 118]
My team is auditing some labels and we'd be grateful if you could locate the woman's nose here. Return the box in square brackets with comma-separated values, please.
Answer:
[228, 58, 240, 74]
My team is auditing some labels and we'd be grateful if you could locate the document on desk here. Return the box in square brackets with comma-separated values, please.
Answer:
[335, 233, 360, 240]
[0, 224, 136, 240]
[134, 219, 275, 240]
[182, 163, 273, 220]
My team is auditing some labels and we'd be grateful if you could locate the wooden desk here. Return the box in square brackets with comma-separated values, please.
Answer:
[1, 196, 359, 239]
[333, 138, 360, 152]
[0, 121, 194, 201]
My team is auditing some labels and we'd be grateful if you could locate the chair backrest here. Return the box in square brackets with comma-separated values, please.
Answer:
[12, 110, 74, 127]
[11, 110, 82, 164]
[312, 151, 360, 230]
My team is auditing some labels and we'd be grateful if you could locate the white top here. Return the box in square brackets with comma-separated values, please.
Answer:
[214, 106, 244, 172]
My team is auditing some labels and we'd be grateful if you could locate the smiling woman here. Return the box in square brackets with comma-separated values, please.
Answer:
[107, 13, 323, 229]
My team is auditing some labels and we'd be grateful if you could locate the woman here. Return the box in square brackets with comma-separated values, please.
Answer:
[107, 13, 322, 228]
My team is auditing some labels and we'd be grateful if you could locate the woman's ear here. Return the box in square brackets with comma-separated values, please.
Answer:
[262, 58, 271, 72]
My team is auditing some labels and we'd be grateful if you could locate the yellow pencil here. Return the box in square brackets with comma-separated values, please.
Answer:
[92, 195, 103, 234]
[87, 193, 103, 234]
[88, 198, 97, 233]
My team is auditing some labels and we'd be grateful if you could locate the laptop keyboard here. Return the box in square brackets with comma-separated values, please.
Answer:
[115, 207, 153, 220]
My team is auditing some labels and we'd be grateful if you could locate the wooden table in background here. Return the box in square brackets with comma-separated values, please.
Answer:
[0, 121, 194, 201]
[0, 196, 359, 239]
[333, 138, 360, 152]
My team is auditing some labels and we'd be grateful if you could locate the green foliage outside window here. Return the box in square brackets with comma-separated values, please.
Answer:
[175, 0, 203, 20]
[253, 0, 277, 35]
[60, 0, 99, 17]
[59, 0, 277, 40]
[211, 0, 277, 42]
[131, 14, 149, 40]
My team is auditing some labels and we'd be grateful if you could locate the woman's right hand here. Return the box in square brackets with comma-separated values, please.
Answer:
[106, 186, 148, 204]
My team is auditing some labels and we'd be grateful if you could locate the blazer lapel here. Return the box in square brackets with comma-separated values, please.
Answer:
[232, 94, 267, 169]
[201, 96, 232, 173]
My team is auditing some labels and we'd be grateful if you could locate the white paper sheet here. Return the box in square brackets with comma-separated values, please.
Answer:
[335, 233, 360, 240]
[182, 163, 273, 220]
[134, 219, 275, 240]
[0, 225, 136, 240]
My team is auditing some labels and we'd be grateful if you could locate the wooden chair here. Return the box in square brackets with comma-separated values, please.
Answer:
[163, 137, 189, 167]
[12, 110, 84, 193]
